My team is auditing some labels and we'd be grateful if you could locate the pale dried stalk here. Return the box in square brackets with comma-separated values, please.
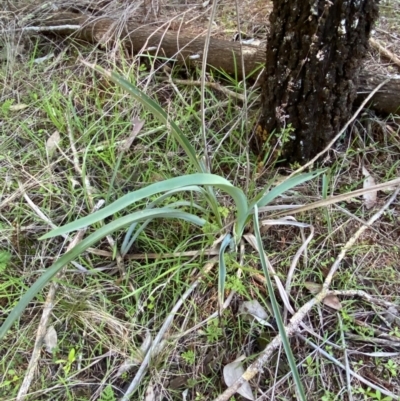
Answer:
[274, 175, 400, 217]
[213, 187, 399, 401]
[167, 78, 247, 101]
[370, 38, 400, 69]
[8, 25, 81, 33]
[244, 233, 295, 314]
[121, 257, 218, 401]
[298, 334, 398, 400]
[16, 282, 59, 401]
[16, 201, 103, 400]
[200, 0, 219, 170]
[345, 333, 400, 347]
[330, 289, 400, 311]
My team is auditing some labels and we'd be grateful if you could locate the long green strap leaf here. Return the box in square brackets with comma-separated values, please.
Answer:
[41, 174, 249, 241]
[253, 204, 306, 401]
[253, 170, 324, 209]
[218, 233, 233, 311]
[121, 186, 207, 254]
[121, 200, 208, 255]
[0, 208, 204, 340]
[83, 61, 204, 173]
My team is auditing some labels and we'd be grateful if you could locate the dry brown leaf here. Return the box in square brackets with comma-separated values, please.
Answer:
[323, 294, 342, 310]
[9, 103, 29, 112]
[223, 355, 254, 400]
[44, 325, 58, 353]
[304, 282, 342, 310]
[46, 131, 61, 157]
[362, 166, 377, 209]
[304, 282, 322, 295]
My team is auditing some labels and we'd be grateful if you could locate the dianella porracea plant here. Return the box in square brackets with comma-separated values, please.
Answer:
[0, 63, 322, 400]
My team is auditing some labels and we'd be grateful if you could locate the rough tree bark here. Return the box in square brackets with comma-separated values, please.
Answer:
[253, 0, 380, 165]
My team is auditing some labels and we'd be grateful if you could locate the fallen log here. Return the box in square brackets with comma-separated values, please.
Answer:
[36, 11, 400, 115]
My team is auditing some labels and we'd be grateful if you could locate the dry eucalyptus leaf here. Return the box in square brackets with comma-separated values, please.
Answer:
[46, 131, 61, 157]
[239, 299, 274, 328]
[239, 300, 269, 320]
[144, 381, 156, 401]
[223, 355, 254, 401]
[304, 282, 322, 295]
[44, 325, 58, 353]
[9, 103, 29, 112]
[362, 166, 377, 209]
[304, 282, 342, 310]
[323, 294, 342, 310]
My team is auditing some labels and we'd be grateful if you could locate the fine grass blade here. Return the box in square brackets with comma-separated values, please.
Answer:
[80, 60, 204, 173]
[0, 208, 204, 340]
[253, 204, 306, 401]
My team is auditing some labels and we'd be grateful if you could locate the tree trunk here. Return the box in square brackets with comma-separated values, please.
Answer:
[253, 0, 380, 165]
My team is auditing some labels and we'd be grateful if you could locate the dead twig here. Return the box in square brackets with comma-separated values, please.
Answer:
[3, 25, 81, 33]
[16, 200, 103, 401]
[298, 333, 399, 400]
[273, 176, 400, 218]
[330, 289, 400, 311]
[120, 257, 218, 401]
[370, 38, 400, 69]
[16, 280, 59, 401]
[165, 78, 248, 102]
[213, 187, 400, 401]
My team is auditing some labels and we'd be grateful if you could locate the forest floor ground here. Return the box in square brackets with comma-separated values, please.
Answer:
[1, 1, 400, 400]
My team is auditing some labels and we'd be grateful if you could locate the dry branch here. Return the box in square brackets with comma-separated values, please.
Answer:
[29, 11, 400, 115]
[214, 186, 400, 401]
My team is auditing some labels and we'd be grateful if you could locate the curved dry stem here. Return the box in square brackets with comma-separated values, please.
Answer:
[213, 187, 400, 401]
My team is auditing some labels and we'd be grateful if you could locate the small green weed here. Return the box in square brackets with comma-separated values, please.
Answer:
[354, 386, 393, 401]
[0, 250, 11, 273]
[384, 359, 398, 378]
[98, 384, 117, 401]
[181, 349, 196, 365]
[205, 319, 224, 343]
[55, 348, 77, 376]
